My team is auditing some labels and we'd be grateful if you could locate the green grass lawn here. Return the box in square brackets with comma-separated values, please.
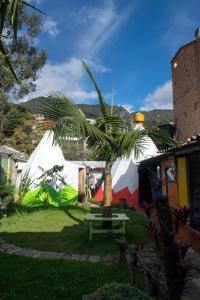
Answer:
[0, 206, 150, 255]
[0, 252, 129, 300]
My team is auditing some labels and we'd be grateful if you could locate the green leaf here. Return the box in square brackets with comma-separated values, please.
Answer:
[0, 39, 19, 83]
[146, 128, 180, 147]
[0, 0, 9, 36]
[0, 0, 45, 82]
[10, 0, 19, 42]
[36, 93, 112, 147]
[116, 129, 149, 159]
[82, 61, 109, 119]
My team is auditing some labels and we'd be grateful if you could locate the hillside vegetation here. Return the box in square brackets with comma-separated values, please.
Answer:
[20, 97, 173, 127]
[131, 110, 173, 127]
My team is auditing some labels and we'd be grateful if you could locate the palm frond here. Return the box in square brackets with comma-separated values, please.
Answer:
[95, 114, 128, 135]
[116, 129, 149, 160]
[82, 61, 110, 118]
[117, 127, 179, 160]
[90, 141, 117, 161]
[82, 61, 131, 136]
[36, 92, 113, 147]
[146, 128, 180, 148]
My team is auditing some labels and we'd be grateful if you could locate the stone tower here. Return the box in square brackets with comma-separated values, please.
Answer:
[171, 28, 200, 141]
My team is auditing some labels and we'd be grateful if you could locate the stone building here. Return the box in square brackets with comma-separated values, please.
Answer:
[171, 28, 200, 142]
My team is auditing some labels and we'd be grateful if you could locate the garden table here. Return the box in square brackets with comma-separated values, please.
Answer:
[85, 213, 129, 240]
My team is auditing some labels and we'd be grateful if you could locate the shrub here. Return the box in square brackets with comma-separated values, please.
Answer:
[94, 282, 148, 300]
[17, 169, 34, 204]
[0, 182, 16, 215]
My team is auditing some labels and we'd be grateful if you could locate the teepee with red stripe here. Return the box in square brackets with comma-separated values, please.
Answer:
[95, 120, 158, 207]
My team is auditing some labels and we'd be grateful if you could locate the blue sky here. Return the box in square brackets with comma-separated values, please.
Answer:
[26, 0, 200, 112]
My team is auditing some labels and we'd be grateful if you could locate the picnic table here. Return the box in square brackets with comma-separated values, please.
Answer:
[85, 213, 129, 240]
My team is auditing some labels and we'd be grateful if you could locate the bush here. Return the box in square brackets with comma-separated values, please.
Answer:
[94, 282, 148, 300]
[0, 182, 16, 215]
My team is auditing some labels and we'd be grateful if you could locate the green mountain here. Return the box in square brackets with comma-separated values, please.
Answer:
[132, 109, 173, 127]
[20, 97, 46, 114]
[20, 97, 173, 126]
[77, 103, 130, 119]
[20, 97, 130, 119]
[20, 97, 131, 120]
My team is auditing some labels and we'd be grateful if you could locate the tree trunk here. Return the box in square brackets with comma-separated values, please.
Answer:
[103, 161, 112, 228]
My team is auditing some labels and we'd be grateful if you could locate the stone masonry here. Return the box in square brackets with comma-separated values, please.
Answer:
[171, 28, 200, 142]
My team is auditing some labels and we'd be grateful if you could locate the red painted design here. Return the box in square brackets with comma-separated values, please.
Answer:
[94, 185, 139, 208]
[95, 185, 104, 201]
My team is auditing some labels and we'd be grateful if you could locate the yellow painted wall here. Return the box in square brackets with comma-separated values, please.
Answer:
[177, 157, 188, 207]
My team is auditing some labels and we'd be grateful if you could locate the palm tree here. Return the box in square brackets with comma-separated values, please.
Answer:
[38, 62, 178, 219]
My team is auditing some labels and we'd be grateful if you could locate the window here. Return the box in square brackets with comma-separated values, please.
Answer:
[173, 61, 178, 69]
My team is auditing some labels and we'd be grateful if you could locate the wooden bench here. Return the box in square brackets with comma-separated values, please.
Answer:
[85, 213, 129, 240]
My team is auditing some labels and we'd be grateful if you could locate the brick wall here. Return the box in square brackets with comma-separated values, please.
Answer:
[171, 39, 200, 142]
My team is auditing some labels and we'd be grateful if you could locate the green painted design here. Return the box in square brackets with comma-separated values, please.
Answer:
[23, 184, 78, 207]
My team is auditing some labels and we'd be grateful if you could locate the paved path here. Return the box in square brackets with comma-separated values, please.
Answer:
[0, 239, 118, 264]
[0, 238, 156, 266]
[1, 238, 199, 300]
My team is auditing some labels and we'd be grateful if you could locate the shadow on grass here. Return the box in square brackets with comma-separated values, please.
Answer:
[0, 251, 130, 300]
[0, 207, 150, 256]
[64, 209, 85, 224]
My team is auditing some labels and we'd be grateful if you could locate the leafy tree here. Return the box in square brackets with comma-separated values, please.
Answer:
[0, 99, 41, 155]
[0, 1, 47, 98]
[37, 62, 178, 219]
[0, 0, 43, 81]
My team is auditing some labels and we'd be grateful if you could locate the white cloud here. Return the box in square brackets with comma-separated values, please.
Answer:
[140, 80, 172, 111]
[76, 1, 134, 56]
[120, 103, 134, 113]
[21, 58, 97, 103]
[86, 60, 111, 73]
[23, 1, 136, 104]
[42, 18, 60, 37]
[31, 0, 46, 4]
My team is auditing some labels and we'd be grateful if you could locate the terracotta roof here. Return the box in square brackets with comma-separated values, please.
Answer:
[159, 134, 200, 155]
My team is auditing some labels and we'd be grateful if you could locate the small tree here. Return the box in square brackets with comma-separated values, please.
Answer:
[38, 62, 178, 218]
[36, 165, 66, 206]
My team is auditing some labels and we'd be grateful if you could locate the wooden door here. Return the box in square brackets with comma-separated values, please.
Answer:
[177, 157, 188, 207]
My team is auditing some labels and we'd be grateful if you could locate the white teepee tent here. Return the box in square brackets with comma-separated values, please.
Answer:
[18, 131, 84, 206]
[95, 124, 158, 207]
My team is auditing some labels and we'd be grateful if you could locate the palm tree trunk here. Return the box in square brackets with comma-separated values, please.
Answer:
[103, 161, 112, 228]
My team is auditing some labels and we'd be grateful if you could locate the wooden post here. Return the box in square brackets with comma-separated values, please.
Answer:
[156, 196, 179, 300]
